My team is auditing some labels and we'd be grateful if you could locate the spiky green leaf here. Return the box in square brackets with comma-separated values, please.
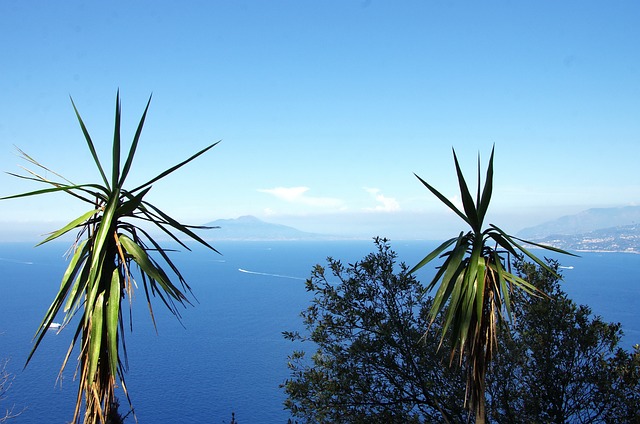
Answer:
[63, 241, 91, 314]
[489, 224, 576, 275]
[477, 146, 494, 225]
[70, 96, 109, 190]
[37, 210, 98, 246]
[112, 91, 121, 189]
[130, 141, 220, 194]
[118, 234, 183, 302]
[117, 187, 151, 218]
[452, 149, 480, 230]
[87, 292, 105, 383]
[413, 173, 470, 226]
[118, 95, 152, 186]
[408, 236, 458, 275]
[107, 268, 121, 377]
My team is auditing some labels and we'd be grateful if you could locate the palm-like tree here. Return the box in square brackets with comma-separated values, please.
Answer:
[410, 147, 573, 423]
[2, 93, 219, 423]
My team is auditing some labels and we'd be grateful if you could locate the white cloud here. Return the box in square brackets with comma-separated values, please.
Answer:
[258, 186, 344, 208]
[363, 187, 400, 212]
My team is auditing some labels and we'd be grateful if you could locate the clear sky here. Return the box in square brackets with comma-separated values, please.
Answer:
[1, 1, 639, 241]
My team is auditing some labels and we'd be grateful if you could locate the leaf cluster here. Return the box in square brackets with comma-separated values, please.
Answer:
[410, 147, 575, 417]
[1, 93, 218, 423]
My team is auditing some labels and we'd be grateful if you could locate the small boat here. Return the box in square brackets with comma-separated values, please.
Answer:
[48, 322, 62, 330]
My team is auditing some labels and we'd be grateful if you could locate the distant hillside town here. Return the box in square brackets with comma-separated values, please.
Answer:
[518, 206, 640, 254]
[533, 224, 640, 254]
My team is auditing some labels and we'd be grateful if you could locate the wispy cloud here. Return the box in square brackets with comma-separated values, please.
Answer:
[258, 186, 344, 208]
[363, 187, 400, 212]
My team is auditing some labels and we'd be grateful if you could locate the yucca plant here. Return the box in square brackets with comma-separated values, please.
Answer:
[1, 92, 219, 423]
[410, 146, 574, 423]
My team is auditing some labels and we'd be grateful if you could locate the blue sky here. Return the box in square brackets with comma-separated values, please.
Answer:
[1, 1, 639, 241]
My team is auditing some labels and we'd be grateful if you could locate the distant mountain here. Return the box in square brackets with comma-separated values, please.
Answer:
[202, 215, 334, 241]
[517, 206, 640, 240]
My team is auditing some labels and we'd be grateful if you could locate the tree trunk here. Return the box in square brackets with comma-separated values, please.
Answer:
[475, 394, 486, 424]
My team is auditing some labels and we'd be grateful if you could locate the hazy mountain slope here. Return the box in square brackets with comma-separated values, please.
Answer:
[517, 206, 640, 239]
[202, 215, 335, 240]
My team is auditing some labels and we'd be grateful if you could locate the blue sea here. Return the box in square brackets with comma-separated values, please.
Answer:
[1, 241, 638, 423]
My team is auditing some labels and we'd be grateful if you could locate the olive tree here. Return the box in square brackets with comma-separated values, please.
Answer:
[283, 238, 468, 423]
[486, 259, 640, 423]
[284, 240, 640, 423]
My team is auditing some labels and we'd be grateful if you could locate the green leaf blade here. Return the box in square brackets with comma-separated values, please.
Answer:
[118, 94, 152, 187]
[408, 236, 458, 275]
[112, 90, 121, 189]
[87, 291, 105, 382]
[477, 145, 495, 224]
[107, 268, 121, 377]
[414, 173, 470, 227]
[70, 96, 109, 190]
[37, 209, 98, 246]
[452, 149, 480, 230]
[130, 141, 219, 194]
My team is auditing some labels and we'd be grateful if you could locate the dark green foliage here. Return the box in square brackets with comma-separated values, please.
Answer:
[486, 258, 640, 424]
[282, 238, 468, 423]
[284, 239, 640, 423]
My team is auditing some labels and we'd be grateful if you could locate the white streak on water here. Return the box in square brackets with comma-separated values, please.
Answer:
[0, 257, 33, 265]
[238, 268, 305, 281]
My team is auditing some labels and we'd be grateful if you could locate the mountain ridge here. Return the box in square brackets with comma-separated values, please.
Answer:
[201, 215, 341, 241]
[517, 205, 640, 239]
[200, 207, 640, 249]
